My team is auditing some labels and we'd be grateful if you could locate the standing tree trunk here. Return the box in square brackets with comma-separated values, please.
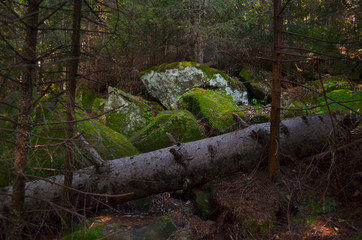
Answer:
[62, 0, 82, 231]
[268, 0, 283, 180]
[10, 0, 40, 239]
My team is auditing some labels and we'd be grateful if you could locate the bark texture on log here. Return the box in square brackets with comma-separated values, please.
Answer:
[0, 113, 360, 217]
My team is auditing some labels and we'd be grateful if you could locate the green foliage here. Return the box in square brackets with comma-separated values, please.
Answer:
[354, 233, 362, 240]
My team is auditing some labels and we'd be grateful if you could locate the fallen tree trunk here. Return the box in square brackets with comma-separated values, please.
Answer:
[0, 113, 360, 218]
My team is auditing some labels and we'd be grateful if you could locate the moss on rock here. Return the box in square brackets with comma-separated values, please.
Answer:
[317, 89, 361, 113]
[105, 87, 154, 137]
[140, 61, 248, 109]
[306, 76, 352, 93]
[76, 83, 97, 113]
[178, 88, 245, 136]
[131, 110, 205, 153]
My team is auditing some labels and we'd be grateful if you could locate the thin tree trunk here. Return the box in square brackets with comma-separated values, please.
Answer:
[269, 0, 283, 180]
[62, 0, 82, 231]
[10, 0, 40, 239]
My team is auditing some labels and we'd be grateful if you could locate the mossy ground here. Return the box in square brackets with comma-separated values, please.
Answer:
[178, 88, 245, 135]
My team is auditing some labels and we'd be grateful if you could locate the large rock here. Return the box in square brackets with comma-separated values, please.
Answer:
[105, 87, 154, 137]
[140, 61, 248, 109]
[0, 104, 139, 187]
[130, 110, 206, 153]
[178, 88, 245, 136]
[239, 65, 271, 105]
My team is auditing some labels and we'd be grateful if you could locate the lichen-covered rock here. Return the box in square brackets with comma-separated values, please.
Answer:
[178, 88, 245, 136]
[131, 110, 206, 153]
[140, 61, 248, 109]
[105, 87, 154, 137]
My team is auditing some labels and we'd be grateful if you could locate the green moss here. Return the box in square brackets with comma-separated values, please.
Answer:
[27, 110, 139, 181]
[354, 233, 362, 240]
[61, 224, 106, 240]
[178, 88, 245, 135]
[105, 88, 154, 137]
[131, 110, 205, 153]
[76, 83, 97, 113]
[306, 77, 352, 93]
[78, 114, 140, 159]
[91, 98, 106, 116]
[317, 89, 361, 113]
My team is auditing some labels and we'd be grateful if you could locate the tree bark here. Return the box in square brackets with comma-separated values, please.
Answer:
[10, 0, 40, 238]
[1, 113, 360, 222]
[62, 0, 82, 231]
[269, 0, 283, 180]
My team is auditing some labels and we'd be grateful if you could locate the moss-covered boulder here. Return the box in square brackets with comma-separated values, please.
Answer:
[178, 88, 245, 136]
[317, 89, 361, 113]
[105, 87, 154, 137]
[140, 61, 248, 109]
[29, 113, 139, 179]
[0, 104, 139, 187]
[302, 76, 354, 105]
[306, 76, 352, 94]
[131, 110, 205, 153]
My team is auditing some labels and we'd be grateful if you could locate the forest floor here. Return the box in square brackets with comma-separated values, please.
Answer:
[44, 74, 362, 240]
[50, 128, 361, 240]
